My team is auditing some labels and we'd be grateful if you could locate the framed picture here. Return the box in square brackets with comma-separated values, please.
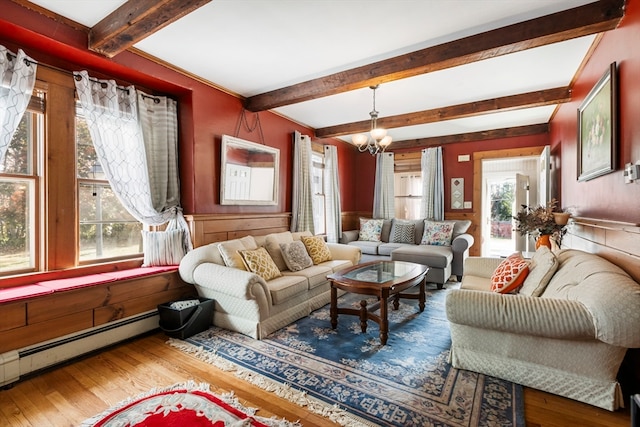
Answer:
[577, 62, 618, 182]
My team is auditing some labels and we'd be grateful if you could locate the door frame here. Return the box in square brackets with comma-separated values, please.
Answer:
[470, 146, 545, 257]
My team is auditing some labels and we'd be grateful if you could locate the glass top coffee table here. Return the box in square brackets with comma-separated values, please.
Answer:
[327, 261, 429, 345]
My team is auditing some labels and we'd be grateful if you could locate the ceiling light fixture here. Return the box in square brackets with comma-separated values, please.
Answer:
[352, 85, 392, 155]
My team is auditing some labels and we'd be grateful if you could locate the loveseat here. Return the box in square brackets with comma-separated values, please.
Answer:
[340, 218, 474, 287]
[445, 248, 640, 411]
[179, 231, 361, 339]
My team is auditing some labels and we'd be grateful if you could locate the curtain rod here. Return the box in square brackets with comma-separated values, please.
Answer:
[5, 49, 163, 103]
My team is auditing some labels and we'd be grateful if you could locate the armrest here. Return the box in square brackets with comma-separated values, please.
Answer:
[327, 242, 361, 266]
[191, 262, 272, 306]
[339, 230, 359, 244]
[179, 243, 222, 284]
[451, 234, 475, 277]
[445, 289, 595, 340]
[462, 257, 504, 279]
[452, 233, 474, 252]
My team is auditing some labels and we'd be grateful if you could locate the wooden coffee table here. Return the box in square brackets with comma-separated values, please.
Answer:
[327, 261, 429, 345]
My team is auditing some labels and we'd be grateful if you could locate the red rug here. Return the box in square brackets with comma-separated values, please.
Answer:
[81, 382, 299, 427]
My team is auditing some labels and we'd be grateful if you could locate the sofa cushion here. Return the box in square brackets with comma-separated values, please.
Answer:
[279, 241, 313, 272]
[238, 247, 282, 281]
[267, 275, 309, 305]
[490, 253, 530, 294]
[348, 240, 381, 255]
[319, 259, 352, 273]
[282, 265, 332, 289]
[420, 220, 455, 246]
[390, 245, 452, 268]
[359, 218, 384, 241]
[264, 231, 294, 271]
[378, 242, 410, 256]
[218, 236, 258, 270]
[390, 220, 416, 244]
[519, 246, 558, 297]
[301, 235, 333, 264]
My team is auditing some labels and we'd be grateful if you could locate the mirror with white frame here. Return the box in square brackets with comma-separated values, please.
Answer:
[220, 135, 279, 205]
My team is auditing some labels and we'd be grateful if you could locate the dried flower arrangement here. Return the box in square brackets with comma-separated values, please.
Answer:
[513, 198, 569, 246]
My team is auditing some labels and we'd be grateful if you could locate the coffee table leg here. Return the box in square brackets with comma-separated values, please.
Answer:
[359, 299, 368, 332]
[330, 285, 337, 329]
[419, 278, 426, 312]
[380, 296, 388, 345]
[393, 293, 400, 310]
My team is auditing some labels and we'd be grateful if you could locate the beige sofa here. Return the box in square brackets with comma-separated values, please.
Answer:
[341, 218, 474, 287]
[445, 248, 640, 411]
[179, 231, 361, 339]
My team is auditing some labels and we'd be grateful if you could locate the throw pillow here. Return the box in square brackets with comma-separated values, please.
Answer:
[449, 219, 472, 239]
[238, 247, 282, 281]
[490, 253, 530, 294]
[420, 220, 455, 246]
[390, 220, 416, 244]
[141, 229, 186, 266]
[218, 236, 257, 270]
[279, 241, 313, 272]
[358, 218, 384, 242]
[519, 246, 559, 297]
[301, 235, 332, 264]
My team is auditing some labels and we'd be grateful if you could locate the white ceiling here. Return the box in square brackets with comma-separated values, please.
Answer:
[29, 0, 598, 144]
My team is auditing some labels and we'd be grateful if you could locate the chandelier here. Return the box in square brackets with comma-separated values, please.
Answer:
[352, 85, 392, 155]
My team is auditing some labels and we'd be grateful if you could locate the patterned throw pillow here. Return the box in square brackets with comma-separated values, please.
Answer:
[519, 246, 558, 297]
[301, 235, 332, 264]
[218, 237, 258, 270]
[358, 218, 384, 242]
[238, 247, 282, 281]
[279, 241, 313, 272]
[141, 229, 186, 266]
[490, 253, 530, 294]
[420, 220, 455, 246]
[390, 221, 416, 244]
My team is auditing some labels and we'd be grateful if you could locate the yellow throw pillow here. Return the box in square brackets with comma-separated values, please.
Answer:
[301, 235, 332, 265]
[238, 247, 282, 281]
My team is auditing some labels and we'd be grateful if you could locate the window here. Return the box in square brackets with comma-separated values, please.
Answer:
[0, 91, 44, 273]
[76, 108, 142, 262]
[394, 172, 421, 220]
[311, 152, 325, 235]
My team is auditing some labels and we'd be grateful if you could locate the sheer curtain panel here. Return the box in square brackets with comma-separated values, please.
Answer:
[373, 152, 395, 219]
[324, 145, 342, 243]
[290, 131, 315, 234]
[74, 70, 191, 265]
[420, 146, 444, 220]
[0, 46, 37, 165]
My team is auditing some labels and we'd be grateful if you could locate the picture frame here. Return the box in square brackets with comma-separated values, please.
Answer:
[577, 62, 618, 182]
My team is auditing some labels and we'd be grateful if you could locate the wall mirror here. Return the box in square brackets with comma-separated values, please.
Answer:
[220, 135, 279, 205]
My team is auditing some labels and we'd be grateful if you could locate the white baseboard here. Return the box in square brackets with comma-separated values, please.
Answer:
[0, 311, 159, 387]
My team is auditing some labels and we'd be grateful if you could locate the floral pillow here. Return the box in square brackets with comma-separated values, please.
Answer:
[420, 220, 455, 246]
[359, 218, 384, 242]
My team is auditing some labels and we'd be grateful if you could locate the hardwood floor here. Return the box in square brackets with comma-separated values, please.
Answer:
[0, 331, 631, 427]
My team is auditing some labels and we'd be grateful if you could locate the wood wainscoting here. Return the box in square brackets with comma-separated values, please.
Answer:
[185, 213, 291, 247]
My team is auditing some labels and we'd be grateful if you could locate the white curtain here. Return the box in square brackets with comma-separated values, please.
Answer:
[290, 131, 314, 233]
[373, 152, 395, 219]
[0, 46, 37, 165]
[74, 70, 192, 263]
[324, 145, 342, 243]
[420, 146, 444, 220]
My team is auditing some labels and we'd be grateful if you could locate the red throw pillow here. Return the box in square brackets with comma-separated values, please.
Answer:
[490, 253, 530, 294]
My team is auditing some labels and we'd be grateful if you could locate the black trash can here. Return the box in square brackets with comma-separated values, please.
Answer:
[157, 297, 214, 339]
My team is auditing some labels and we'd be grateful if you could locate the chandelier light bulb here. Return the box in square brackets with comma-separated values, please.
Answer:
[370, 127, 387, 141]
[352, 133, 368, 146]
[379, 135, 392, 147]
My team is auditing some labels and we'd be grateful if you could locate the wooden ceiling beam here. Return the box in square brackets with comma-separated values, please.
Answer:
[386, 123, 550, 150]
[89, 0, 211, 58]
[315, 87, 571, 138]
[245, 0, 624, 112]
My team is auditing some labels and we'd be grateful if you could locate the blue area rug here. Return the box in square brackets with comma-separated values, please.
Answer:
[169, 284, 525, 427]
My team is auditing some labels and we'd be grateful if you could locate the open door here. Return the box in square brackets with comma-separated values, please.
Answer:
[514, 173, 530, 252]
[539, 146, 551, 206]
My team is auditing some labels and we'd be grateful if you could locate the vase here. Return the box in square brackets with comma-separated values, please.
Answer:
[536, 234, 552, 250]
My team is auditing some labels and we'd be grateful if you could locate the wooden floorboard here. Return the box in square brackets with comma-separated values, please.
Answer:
[0, 331, 632, 427]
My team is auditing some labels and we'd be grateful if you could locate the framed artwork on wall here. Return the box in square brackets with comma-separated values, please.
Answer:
[577, 62, 618, 182]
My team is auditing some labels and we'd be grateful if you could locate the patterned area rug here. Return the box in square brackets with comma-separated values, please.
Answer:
[169, 285, 525, 427]
[81, 381, 300, 427]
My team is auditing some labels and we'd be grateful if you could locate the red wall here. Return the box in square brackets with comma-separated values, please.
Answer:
[0, 0, 359, 216]
[550, 0, 640, 223]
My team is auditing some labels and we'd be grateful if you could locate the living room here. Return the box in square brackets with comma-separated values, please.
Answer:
[1, 0, 639, 426]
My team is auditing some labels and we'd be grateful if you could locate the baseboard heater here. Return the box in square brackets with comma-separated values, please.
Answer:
[0, 311, 159, 387]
